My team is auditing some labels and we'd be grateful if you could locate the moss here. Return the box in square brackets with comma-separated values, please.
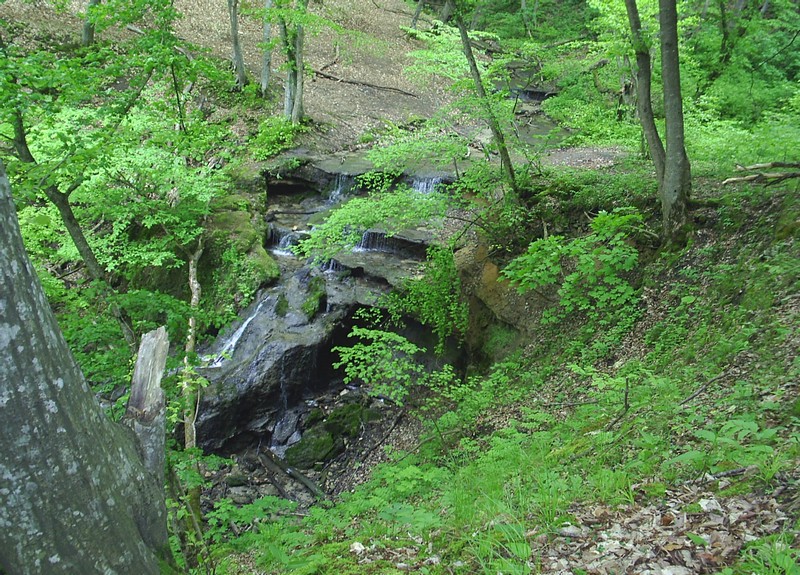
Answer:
[246, 245, 280, 284]
[284, 426, 343, 469]
[775, 198, 799, 240]
[210, 193, 252, 213]
[324, 403, 368, 437]
[301, 275, 327, 319]
[208, 210, 259, 253]
[275, 293, 289, 317]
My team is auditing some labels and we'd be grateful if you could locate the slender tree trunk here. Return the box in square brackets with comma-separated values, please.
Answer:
[624, 0, 666, 183]
[659, 0, 692, 242]
[228, 0, 249, 89]
[455, 15, 517, 193]
[180, 241, 204, 565]
[183, 243, 203, 455]
[280, 17, 297, 120]
[291, 3, 306, 124]
[12, 110, 137, 346]
[520, 0, 533, 37]
[440, 0, 455, 23]
[82, 0, 101, 46]
[411, 0, 425, 28]
[11, 110, 36, 163]
[261, 0, 274, 97]
[0, 160, 170, 574]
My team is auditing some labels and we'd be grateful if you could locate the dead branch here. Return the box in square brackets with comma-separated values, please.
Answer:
[257, 448, 327, 501]
[312, 70, 419, 98]
[680, 372, 728, 406]
[722, 162, 800, 185]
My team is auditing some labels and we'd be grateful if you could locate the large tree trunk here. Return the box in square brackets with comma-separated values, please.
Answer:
[659, 0, 692, 242]
[0, 160, 170, 574]
[455, 14, 517, 194]
[624, 0, 666, 183]
[261, 0, 274, 98]
[228, 0, 249, 89]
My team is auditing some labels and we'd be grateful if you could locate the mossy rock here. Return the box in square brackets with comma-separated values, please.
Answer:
[275, 293, 290, 317]
[284, 425, 344, 469]
[304, 408, 325, 427]
[246, 244, 280, 285]
[301, 275, 327, 319]
[324, 402, 381, 437]
[210, 193, 252, 213]
[208, 210, 259, 254]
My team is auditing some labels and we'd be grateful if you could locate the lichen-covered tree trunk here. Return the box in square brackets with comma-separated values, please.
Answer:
[280, 16, 297, 119]
[291, 5, 306, 124]
[0, 160, 169, 574]
[659, 0, 691, 242]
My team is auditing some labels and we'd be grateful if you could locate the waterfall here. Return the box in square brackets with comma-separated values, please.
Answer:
[268, 229, 303, 257]
[354, 229, 393, 253]
[207, 296, 270, 368]
[411, 176, 442, 194]
[320, 258, 345, 274]
[328, 174, 354, 203]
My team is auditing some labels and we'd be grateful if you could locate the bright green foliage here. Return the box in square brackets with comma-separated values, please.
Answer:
[502, 207, 644, 325]
[251, 116, 308, 159]
[295, 184, 449, 262]
[333, 326, 426, 404]
[365, 119, 468, 172]
[384, 245, 468, 354]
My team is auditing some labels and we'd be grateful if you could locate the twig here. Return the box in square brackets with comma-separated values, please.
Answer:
[541, 399, 599, 408]
[312, 69, 419, 98]
[687, 465, 758, 485]
[359, 409, 405, 463]
[680, 372, 728, 406]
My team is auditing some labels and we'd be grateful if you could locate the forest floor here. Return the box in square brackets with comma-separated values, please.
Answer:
[1, 0, 622, 167]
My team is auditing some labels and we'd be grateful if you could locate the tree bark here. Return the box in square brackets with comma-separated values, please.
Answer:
[228, 0, 249, 89]
[82, 0, 101, 46]
[280, 16, 297, 120]
[624, 0, 665, 183]
[125, 326, 170, 487]
[455, 14, 517, 194]
[291, 2, 306, 124]
[0, 160, 169, 574]
[659, 0, 692, 242]
[261, 0, 274, 97]
[411, 0, 425, 28]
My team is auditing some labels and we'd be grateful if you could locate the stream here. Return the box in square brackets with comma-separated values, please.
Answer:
[196, 174, 447, 460]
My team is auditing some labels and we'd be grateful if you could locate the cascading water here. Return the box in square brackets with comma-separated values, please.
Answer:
[354, 230, 394, 253]
[207, 296, 271, 368]
[411, 176, 442, 194]
[328, 173, 355, 204]
[197, 168, 452, 454]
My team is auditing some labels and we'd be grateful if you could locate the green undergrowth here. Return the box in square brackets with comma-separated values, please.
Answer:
[203, 179, 799, 574]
